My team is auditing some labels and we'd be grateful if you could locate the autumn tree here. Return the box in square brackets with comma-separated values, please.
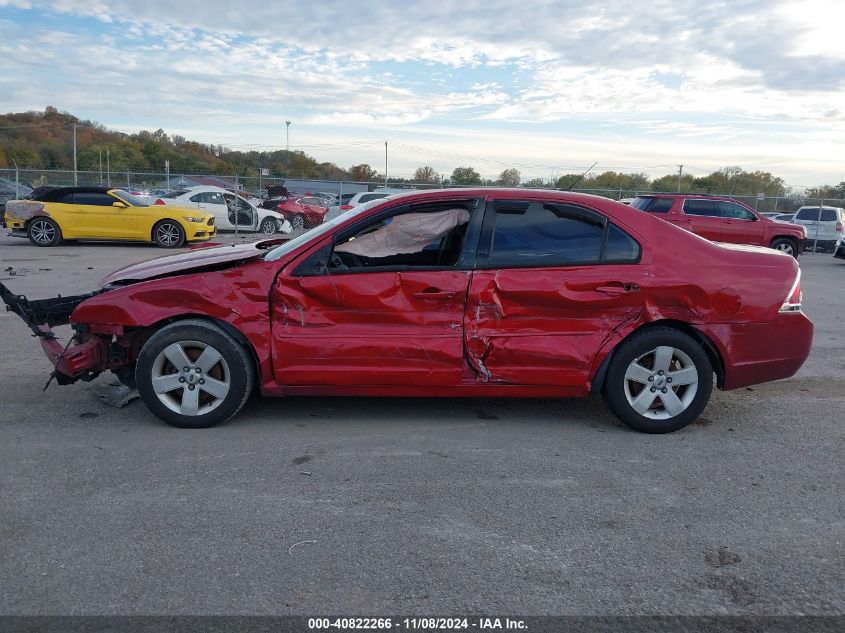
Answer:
[350, 164, 380, 182]
[413, 165, 440, 184]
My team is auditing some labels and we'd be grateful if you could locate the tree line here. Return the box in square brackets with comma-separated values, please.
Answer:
[1, 107, 842, 204]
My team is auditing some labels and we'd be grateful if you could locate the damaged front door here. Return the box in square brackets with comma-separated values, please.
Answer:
[271, 200, 480, 386]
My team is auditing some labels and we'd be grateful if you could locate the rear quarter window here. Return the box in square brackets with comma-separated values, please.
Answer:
[820, 209, 838, 221]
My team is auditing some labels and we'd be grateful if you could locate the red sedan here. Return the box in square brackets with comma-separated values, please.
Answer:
[275, 196, 329, 230]
[0, 189, 813, 433]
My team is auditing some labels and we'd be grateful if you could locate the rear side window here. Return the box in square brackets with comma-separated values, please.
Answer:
[820, 209, 838, 221]
[486, 202, 639, 267]
[73, 193, 117, 206]
[683, 200, 721, 217]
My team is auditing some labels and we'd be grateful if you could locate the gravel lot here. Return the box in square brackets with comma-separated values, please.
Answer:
[0, 233, 843, 616]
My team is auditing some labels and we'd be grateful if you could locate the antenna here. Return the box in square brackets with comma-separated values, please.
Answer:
[565, 162, 598, 191]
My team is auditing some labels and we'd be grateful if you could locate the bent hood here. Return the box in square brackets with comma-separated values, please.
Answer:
[100, 239, 285, 286]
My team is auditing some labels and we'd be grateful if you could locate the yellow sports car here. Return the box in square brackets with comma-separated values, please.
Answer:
[3, 186, 216, 248]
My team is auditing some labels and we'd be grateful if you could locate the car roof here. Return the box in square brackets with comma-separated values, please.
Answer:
[32, 186, 118, 201]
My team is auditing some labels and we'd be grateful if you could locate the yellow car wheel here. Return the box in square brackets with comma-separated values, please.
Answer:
[153, 220, 185, 248]
[28, 217, 62, 247]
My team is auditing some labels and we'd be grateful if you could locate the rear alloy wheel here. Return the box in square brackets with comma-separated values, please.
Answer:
[153, 220, 185, 248]
[259, 217, 278, 234]
[136, 320, 254, 428]
[28, 217, 62, 247]
[771, 238, 798, 258]
[291, 214, 305, 231]
[603, 327, 713, 433]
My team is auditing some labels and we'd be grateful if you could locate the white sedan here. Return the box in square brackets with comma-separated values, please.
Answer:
[153, 186, 292, 234]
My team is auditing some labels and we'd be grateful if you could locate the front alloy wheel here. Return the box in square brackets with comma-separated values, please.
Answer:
[136, 320, 254, 428]
[259, 217, 278, 234]
[771, 238, 797, 258]
[153, 220, 185, 248]
[28, 217, 62, 246]
[291, 214, 305, 231]
[603, 327, 713, 433]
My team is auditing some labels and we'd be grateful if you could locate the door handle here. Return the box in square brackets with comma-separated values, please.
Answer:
[413, 290, 455, 300]
[596, 284, 639, 295]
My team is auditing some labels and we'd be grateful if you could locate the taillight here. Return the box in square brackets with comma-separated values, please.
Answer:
[341, 205, 353, 210]
[779, 271, 802, 313]
[836, 221, 844, 232]
[154, 199, 165, 205]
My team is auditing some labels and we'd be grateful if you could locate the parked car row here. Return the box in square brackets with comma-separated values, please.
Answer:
[3, 186, 217, 248]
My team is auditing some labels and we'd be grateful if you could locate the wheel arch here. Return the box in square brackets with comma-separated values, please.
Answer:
[591, 319, 725, 394]
[150, 217, 184, 241]
[135, 313, 262, 390]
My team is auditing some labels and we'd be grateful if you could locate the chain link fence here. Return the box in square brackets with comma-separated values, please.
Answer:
[2, 168, 841, 254]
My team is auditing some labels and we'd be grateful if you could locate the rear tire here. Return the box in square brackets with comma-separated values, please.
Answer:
[291, 214, 305, 231]
[27, 217, 62, 247]
[602, 327, 713, 433]
[153, 220, 185, 248]
[135, 319, 254, 428]
[771, 237, 798, 258]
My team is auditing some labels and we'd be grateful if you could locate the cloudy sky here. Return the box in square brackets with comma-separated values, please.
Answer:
[1, 0, 844, 187]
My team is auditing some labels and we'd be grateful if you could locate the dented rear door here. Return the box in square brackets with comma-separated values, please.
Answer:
[465, 198, 647, 388]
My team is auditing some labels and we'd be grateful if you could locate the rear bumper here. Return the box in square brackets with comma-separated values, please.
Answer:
[705, 313, 814, 390]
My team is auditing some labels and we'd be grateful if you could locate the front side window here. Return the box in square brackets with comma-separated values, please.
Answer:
[719, 201, 755, 220]
[683, 200, 721, 217]
[329, 204, 472, 270]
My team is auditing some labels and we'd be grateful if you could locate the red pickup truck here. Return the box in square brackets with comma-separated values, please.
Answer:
[631, 195, 806, 257]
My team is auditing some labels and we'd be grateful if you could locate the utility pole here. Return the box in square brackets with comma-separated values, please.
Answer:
[11, 157, 19, 199]
[285, 120, 291, 177]
[73, 124, 78, 185]
[384, 141, 388, 188]
[106, 146, 110, 186]
[676, 164, 683, 193]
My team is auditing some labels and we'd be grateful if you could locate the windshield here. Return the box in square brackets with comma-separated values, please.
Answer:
[263, 196, 393, 261]
[112, 190, 150, 207]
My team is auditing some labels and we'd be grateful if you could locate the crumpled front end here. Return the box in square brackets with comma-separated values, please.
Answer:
[0, 281, 110, 386]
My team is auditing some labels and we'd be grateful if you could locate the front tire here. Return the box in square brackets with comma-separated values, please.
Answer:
[770, 237, 798, 258]
[259, 217, 278, 234]
[28, 217, 62, 247]
[135, 319, 254, 428]
[153, 220, 185, 248]
[602, 327, 713, 433]
[291, 214, 305, 231]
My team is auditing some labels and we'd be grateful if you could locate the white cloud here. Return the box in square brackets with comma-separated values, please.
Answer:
[1, 1, 845, 185]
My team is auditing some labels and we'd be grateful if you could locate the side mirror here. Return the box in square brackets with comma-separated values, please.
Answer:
[112, 201, 127, 208]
